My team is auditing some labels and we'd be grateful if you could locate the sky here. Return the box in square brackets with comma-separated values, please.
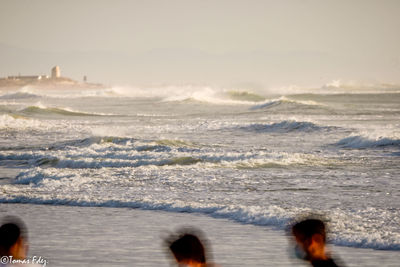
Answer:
[1, 0, 400, 88]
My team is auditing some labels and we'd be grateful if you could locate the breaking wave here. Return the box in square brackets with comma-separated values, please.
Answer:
[0, 114, 45, 129]
[0, 133, 342, 170]
[4, 85, 268, 105]
[3, 86, 120, 99]
[336, 134, 400, 149]
[20, 103, 115, 117]
[239, 120, 336, 133]
[4, 156, 205, 170]
[250, 96, 324, 110]
[0, 92, 41, 99]
[321, 80, 400, 94]
[226, 90, 266, 102]
[3, 81, 400, 101]
[259, 81, 400, 95]
[0, 194, 398, 250]
[161, 88, 266, 105]
[3, 153, 336, 170]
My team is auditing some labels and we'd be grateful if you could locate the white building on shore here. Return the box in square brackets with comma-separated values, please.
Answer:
[51, 66, 61, 79]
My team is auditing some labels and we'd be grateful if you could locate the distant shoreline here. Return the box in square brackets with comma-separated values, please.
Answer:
[0, 77, 104, 90]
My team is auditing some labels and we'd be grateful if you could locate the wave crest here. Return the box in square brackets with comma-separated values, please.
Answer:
[336, 134, 400, 149]
[250, 96, 323, 110]
[0, 194, 398, 250]
[0, 114, 43, 129]
[0, 92, 40, 99]
[239, 120, 335, 133]
[20, 103, 115, 117]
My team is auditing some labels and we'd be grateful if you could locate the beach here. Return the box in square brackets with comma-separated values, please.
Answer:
[1, 203, 399, 267]
[2, 1, 400, 266]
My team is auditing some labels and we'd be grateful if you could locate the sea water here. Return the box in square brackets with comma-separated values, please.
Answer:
[0, 83, 399, 251]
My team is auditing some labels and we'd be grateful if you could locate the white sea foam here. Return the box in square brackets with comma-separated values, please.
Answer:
[0, 113, 93, 143]
[2, 86, 119, 99]
[1, 85, 399, 254]
[4, 80, 400, 102]
[0, 114, 44, 129]
[0, 135, 342, 170]
[321, 80, 400, 94]
[0, 190, 398, 250]
[15, 84, 270, 105]
[12, 85, 222, 100]
[262, 80, 400, 95]
[1, 140, 399, 250]
[160, 87, 265, 105]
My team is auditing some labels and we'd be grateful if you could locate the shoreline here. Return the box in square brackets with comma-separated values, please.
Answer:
[1, 203, 399, 267]
[0, 83, 105, 91]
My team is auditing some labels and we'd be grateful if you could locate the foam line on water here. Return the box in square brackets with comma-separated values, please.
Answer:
[0, 141, 344, 169]
[0, 195, 398, 251]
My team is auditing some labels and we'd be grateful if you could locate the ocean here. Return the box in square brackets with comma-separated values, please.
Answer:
[0, 82, 399, 254]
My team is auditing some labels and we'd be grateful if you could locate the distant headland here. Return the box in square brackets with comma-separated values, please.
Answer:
[0, 66, 103, 89]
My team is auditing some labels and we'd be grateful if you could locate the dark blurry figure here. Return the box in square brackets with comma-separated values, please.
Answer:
[170, 233, 206, 266]
[165, 228, 217, 267]
[0, 216, 44, 266]
[0, 216, 28, 260]
[291, 218, 341, 267]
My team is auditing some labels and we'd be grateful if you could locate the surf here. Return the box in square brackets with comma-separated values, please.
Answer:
[238, 120, 337, 133]
[18, 103, 116, 117]
[336, 134, 400, 149]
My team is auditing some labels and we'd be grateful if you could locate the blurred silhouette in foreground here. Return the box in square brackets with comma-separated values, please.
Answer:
[0, 216, 29, 260]
[290, 217, 342, 267]
[0, 216, 44, 267]
[165, 228, 218, 267]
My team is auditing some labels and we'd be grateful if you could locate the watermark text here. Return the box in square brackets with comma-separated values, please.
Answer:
[0, 256, 48, 266]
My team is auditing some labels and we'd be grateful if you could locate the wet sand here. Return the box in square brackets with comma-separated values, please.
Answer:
[0, 203, 399, 267]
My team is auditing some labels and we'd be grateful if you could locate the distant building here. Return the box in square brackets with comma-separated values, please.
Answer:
[2, 67, 60, 81]
[0, 66, 102, 88]
[7, 75, 48, 81]
[51, 66, 61, 79]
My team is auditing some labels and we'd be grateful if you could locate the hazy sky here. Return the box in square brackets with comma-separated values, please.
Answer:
[1, 0, 399, 88]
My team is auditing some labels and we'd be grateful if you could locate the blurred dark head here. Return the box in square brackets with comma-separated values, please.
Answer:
[0, 216, 28, 258]
[166, 228, 208, 266]
[290, 217, 330, 262]
[292, 218, 326, 244]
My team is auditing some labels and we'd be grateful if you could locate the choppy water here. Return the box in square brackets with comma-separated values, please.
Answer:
[0, 83, 399, 250]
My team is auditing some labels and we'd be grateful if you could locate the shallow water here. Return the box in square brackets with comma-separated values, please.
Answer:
[2, 203, 400, 267]
[0, 84, 399, 251]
